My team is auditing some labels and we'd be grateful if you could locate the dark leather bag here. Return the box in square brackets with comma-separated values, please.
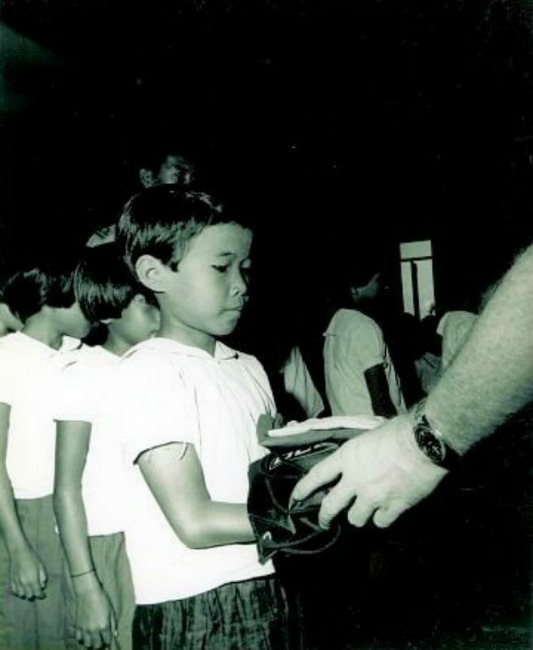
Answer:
[248, 441, 342, 564]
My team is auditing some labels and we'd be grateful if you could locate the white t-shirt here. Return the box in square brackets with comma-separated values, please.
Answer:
[110, 337, 276, 604]
[282, 346, 325, 418]
[0, 332, 82, 499]
[53, 345, 127, 535]
[324, 308, 405, 416]
[437, 310, 478, 371]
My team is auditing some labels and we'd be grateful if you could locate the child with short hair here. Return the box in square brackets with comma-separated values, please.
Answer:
[112, 185, 293, 649]
[53, 243, 160, 650]
[0, 254, 91, 650]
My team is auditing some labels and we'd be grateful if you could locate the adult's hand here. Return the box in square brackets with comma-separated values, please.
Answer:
[291, 413, 447, 529]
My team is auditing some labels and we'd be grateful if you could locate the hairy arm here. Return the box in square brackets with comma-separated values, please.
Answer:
[364, 364, 397, 417]
[0, 402, 46, 599]
[138, 442, 255, 548]
[54, 421, 116, 649]
[293, 243, 533, 528]
[425, 244, 533, 452]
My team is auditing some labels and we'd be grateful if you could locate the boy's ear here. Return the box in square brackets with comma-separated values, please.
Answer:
[135, 255, 168, 293]
[138, 168, 154, 188]
[131, 293, 148, 305]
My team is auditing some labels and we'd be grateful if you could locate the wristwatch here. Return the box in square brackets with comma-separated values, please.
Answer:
[413, 402, 461, 470]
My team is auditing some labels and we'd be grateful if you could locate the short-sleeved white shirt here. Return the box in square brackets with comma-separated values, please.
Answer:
[0, 332, 82, 499]
[437, 310, 478, 371]
[282, 346, 324, 418]
[111, 337, 276, 604]
[324, 308, 405, 416]
[53, 345, 127, 535]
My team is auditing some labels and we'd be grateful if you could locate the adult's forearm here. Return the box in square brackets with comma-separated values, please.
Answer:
[426, 244, 533, 454]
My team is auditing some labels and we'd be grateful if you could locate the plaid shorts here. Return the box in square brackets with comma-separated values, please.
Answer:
[132, 575, 299, 650]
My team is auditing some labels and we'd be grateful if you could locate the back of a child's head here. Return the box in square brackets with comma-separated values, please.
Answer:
[75, 242, 147, 324]
[2, 250, 82, 323]
[117, 185, 229, 275]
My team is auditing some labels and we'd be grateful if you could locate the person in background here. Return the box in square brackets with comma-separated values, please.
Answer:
[323, 256, 405, 417]
[437, 310, 477, 372]
[53, 244, 160, 650]
[137, 149, 195, 190]
[86, 148, 196, 248]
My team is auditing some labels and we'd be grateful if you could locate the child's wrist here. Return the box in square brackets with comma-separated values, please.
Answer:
[70, 567, 96, 579]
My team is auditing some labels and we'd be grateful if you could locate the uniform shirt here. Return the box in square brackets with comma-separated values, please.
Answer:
[110, 338, 276, 604]
[0, 332, 82, 499]
[324, 308, 405, 416]
[438, 310, 478, 371]
[53, 345, 127, 535]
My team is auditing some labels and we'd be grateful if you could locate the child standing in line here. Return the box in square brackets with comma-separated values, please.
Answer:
[53, 244, 160, 650]
[0, 255, 91, 650]
[112, 186, 294, 649]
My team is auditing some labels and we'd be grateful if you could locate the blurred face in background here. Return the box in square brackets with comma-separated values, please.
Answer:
[157, 155, 194, 186]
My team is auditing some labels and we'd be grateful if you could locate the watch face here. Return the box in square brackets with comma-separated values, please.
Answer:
[415, 421, 445, 464]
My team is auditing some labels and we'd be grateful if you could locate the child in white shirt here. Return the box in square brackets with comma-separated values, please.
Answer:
[112, 186, 294, 649]
[53, 243, 160, 650]
[0, 254, 91, 650]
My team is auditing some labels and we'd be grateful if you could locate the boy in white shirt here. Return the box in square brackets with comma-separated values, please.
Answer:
[53, 244, 160, 650]
[112, 186, 294, 649]
[0, 254, 91, 650]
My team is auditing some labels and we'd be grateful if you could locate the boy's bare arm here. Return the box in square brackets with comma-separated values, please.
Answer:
[54, 420, 117, 649]
[53, 421, 94, 575]
[0, 402, 46, 599]
[138, 442, 255, 548]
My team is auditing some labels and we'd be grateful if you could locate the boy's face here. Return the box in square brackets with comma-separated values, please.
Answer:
[114, 295, 160, 347]
[158, 223, 252, 347]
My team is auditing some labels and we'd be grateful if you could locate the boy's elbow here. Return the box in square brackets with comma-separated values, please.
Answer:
[172, 511, 224, 549]
[175, 520, 212, 549]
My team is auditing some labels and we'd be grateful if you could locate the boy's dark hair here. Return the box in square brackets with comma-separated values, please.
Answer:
[2, 253, 81, 323]
[117, 186, 231, 274]
[74, 243, 147, 323]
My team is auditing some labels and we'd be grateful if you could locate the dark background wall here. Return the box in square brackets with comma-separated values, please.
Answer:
[0, 0, 531, 313]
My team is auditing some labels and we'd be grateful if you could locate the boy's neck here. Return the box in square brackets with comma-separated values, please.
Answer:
[22, 314, 64, 350]
[158, 322, 216, 356]
[102, 334, 131, 357]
